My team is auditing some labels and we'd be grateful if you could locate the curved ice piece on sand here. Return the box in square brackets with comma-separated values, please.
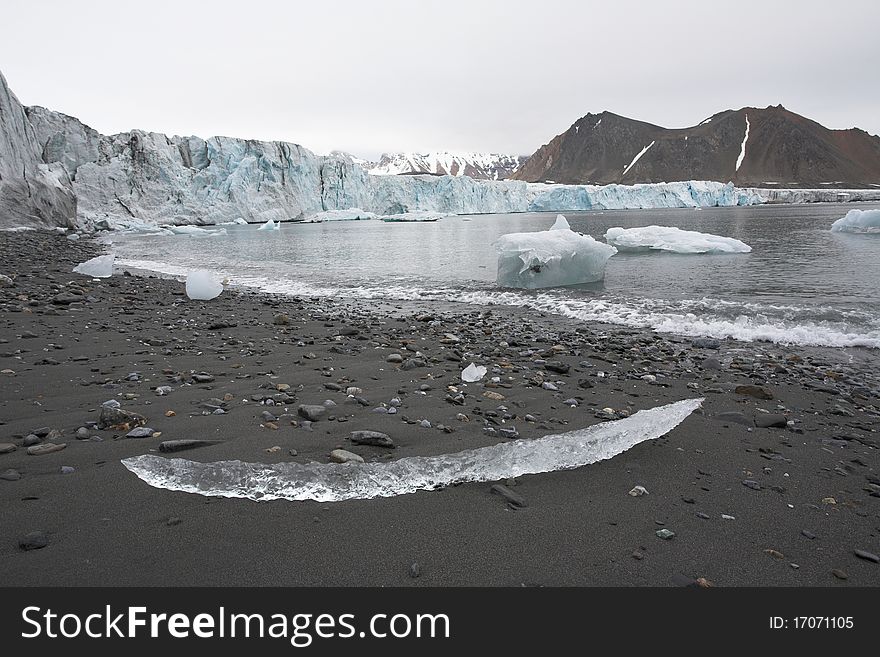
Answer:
[604, 226, 752, 254]
[830, 208, 880, 234]
[121, 398, 703, 502]
[73, 254, 114, 277]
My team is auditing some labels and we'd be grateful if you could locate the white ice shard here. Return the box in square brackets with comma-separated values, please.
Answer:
[550, 214, 570, 230]
[381, 211, 445, 222]
[495, 222, 617, 289]
[121, 398, 703, 502]
[604, 226, 752, 254]
[185, 270, 223, 300]
[461, 363, 487, 382]
[257, 219, 280, 231]
[303, 208, 377, 223]
[73, 254, 114, 278]
[163, 225, 227, 237]
[830, 208, 880, 234]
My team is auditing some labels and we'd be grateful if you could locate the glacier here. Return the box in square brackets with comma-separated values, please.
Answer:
[604, 226, 752, 253]
[496, 215, 617, 289]
[4, 70, 880, 232]
[830, 208, 880, 234]
[120, 398, 703, 502]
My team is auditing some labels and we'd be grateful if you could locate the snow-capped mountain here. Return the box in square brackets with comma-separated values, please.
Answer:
[368, 152, 528, 180]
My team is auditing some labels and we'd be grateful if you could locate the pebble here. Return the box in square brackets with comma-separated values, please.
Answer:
[386, 353, 404, 363]
[75, 427, 90, 440]
[735, 384, 773, 400]
[409, 563, 421, 578]
[159, 439, 220, 453]
[60, 466, 75, 474]
[655, 529, 675, 540]
[27, 442, 66, 456]
[628, 485, 648, 497]
[349, 430, 395, 448]
[832, 569, 848, 580]
[853, 549, 880, 564]
[1, 468, 21, 481]
[297, 404, 327, 422]
[0, 443, 17, 454]
[125, 427, 156, 438]
[330, 449, 364, 464]
[19, 531, 49, 551]
[490, 483, 527, 508]
[755, 413, 787, 429]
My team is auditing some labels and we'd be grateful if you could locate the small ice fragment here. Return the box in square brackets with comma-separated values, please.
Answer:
[73, 254, 114, 278]
[461, 363, 487, 382]
[258, 219, 280, 231]
[550, 214, 570, 230]
[185, 270, 223, 300]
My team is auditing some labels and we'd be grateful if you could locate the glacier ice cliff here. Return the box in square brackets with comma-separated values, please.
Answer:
[0, 72, 76, 228]
[121, 398, 703, 502]
[4, 69, 880, 231]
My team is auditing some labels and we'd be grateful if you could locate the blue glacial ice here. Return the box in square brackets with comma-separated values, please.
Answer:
[496, 215, 617, 288]
[830, 208, 880, 234]
[121, 398, 703, 502]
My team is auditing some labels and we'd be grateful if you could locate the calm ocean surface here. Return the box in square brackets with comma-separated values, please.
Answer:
[111, 202, 880, 348]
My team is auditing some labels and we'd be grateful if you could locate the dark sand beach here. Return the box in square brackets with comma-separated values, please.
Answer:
[1, 231, 878, 586]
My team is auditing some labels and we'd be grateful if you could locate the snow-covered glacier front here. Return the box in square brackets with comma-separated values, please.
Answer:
[3, 69, 879, 231]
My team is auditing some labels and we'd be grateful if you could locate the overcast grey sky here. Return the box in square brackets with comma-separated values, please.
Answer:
[2, 0, 878, 158]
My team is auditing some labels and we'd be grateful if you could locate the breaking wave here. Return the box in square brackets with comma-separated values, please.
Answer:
[117, 258, 880, 349]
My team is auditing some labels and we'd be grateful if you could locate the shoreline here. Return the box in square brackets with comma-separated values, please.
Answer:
[1, 231, 878, 586]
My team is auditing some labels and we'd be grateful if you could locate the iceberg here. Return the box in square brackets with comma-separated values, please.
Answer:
[73, 254, 114, 278]
[257, 219, 281, 231]
[495, 216, 617, 289]
[303, 208, 377, 223]
[185, 270, 223, 300]
[830, 208, 880, 234]
[461, 363, 487, 382]
[163, 225, 227, 237]
[121, 398, 703, 502]
[381, 211, 445, 222]
[604, 226, 752, 253]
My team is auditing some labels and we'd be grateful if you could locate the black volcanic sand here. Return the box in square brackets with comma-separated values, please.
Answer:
[1, 231, 879, 586]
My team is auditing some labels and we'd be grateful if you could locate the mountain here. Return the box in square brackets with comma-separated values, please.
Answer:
[510, 106, 880, 188]
[368, 152, 528, 180]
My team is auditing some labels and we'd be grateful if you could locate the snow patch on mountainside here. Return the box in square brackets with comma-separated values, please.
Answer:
[369, 151, 527, 180]
[736, 115, 750, 172]
[621, 141, 655, 178]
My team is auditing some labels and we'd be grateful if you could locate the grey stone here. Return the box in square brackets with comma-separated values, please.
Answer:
[329, 449, 364, 464]
[490, 483, 527, 508]
[19, 531, 48, 551]
[27, 442, 66, 456]
[349, 431, 395, 448]
[297, 404, 327, 422]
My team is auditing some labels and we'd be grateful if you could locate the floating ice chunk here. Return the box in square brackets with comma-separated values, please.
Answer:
[257, 219, 280, 231]
[550, 214, 570, 230]
[495, 222, 617, 289]
[461, 363, 487, 382]
[304, 208, 377, 223]
[185, 270, 223, 300]
[73, 254, 114, 278]
[381, 211, 446, 222]
[121, 398, 703, 502]
[163, 225, 227, 237]
[830, 208, 880, 234]
[604, 226, 752, 254]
